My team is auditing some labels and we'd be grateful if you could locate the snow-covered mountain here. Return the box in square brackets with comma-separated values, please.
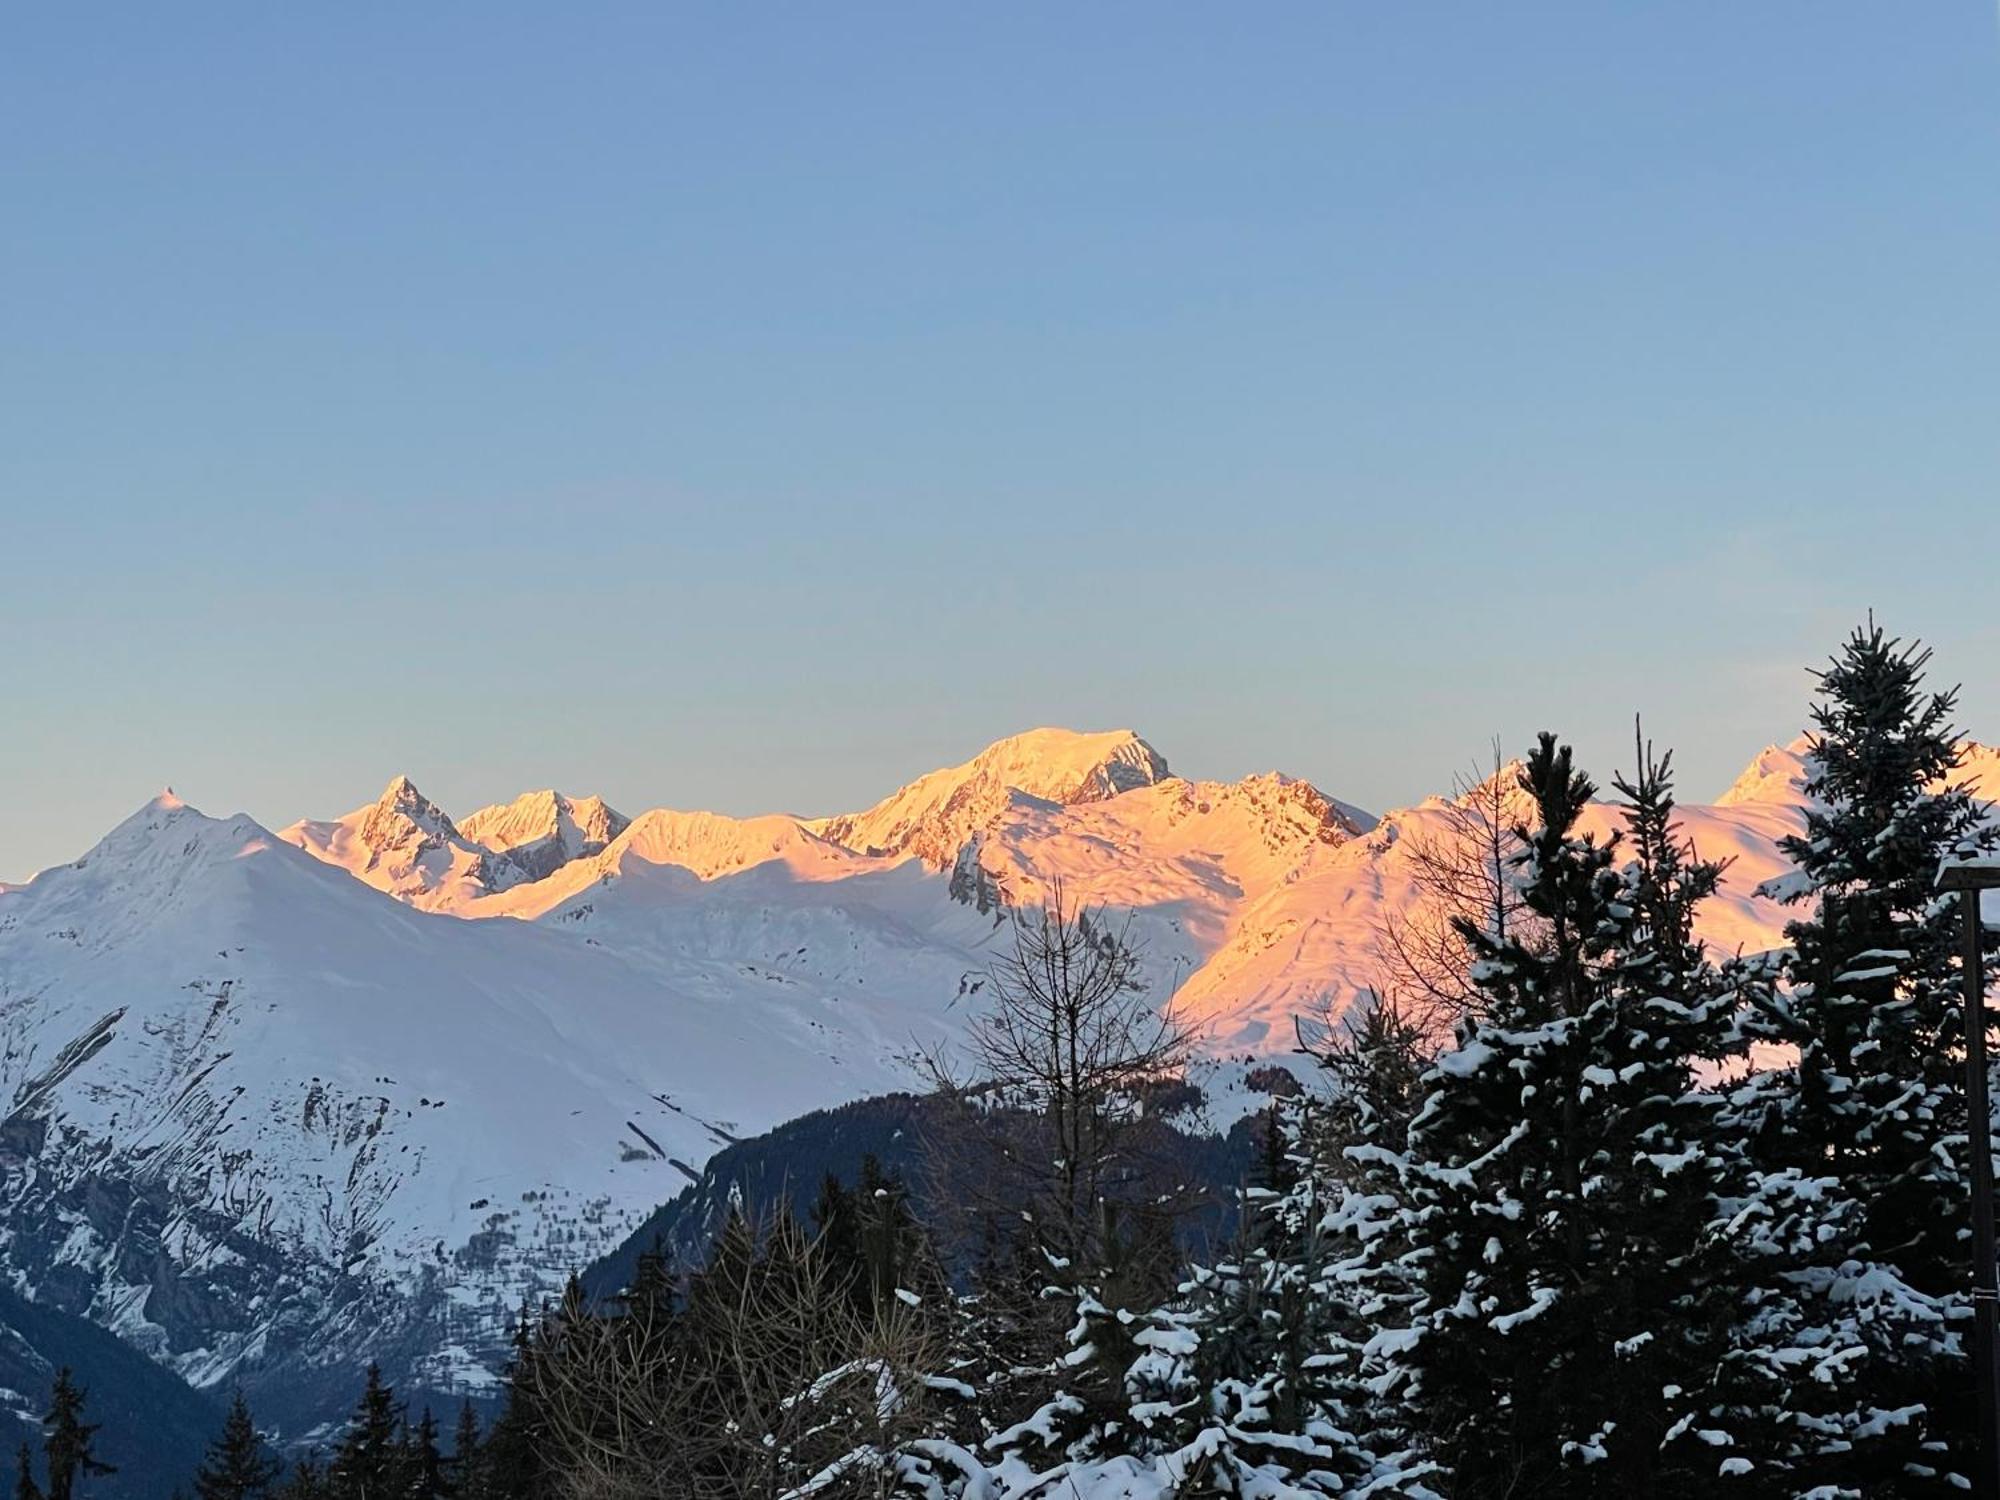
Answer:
[812, 727, 1173, 867]
[457, 790, 629, 883]
[6, 725, 1992, 1436]
[0, 796, 969, 1429]
[278, 775, 525, 912]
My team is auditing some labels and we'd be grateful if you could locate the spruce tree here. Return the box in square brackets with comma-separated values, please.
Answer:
[1249, 1100, 1298, 1199]
[192, 1392, 281, 1500]
[951, 1217, 1059, 1446]
[856, 1153, 918, 1315]
[1765, 620, 1996, 1294]
[1380, 733, 1750, 1497]
[41, 1370, 113, 1500]
[403, 1410, 448, 1500]
[1714, 620, 1996, 1491]
[620, 1237, 675, 1311]
[981, 1194, 1184, 1471]
[1176, 1082, 1433, 1497]
[1311, 999, 1439, 1492]
[327, 1365, 404, 1500]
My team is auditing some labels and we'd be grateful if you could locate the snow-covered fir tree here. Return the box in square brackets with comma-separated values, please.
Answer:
[1174, 1077, 1439, 1498]
[1374, 732, 1758, 1498]
[1713, 620, 1999, 1493]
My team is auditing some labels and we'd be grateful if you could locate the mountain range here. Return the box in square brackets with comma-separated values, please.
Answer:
[3, 725, 1993, 1446]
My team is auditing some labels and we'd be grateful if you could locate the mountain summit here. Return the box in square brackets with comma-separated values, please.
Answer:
[282, 775, 513, 910]
[283, 778, 634, 907]
[815, 727, 1171, 867]
[459, 790, 630, 882]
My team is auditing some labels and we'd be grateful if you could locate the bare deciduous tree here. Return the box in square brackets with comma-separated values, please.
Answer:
[923, 878, 1199, 1268]
[1372, 739, 1546, 1041]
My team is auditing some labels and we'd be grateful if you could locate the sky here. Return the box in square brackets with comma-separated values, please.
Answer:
[4, 4, 1999, 880]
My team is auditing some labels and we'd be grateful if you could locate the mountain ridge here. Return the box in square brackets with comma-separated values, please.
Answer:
[7, 725, 1999, 1439]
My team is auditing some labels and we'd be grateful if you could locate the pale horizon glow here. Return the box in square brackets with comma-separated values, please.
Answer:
[5, 5, 1999, 880]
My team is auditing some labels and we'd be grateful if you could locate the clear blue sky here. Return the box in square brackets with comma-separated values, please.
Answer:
[4, 4, 1998, 879]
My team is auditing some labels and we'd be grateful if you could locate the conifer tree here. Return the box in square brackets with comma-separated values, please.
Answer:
[193, 1392, 281, 1500]
[12, 1444, 41, 1500]
[1307, 1000, 1439, 1491]
[614, 1238, 678, 1362]
[446, 1404, 480, 1500]
[1249, 1100, 1297, 1200]
[1175, 1086, 1431, 1496]
[403, 1410, 448, 1500]
[1760, 620, 1997, 1293]
[41, 1370, 113, 1500]
[1712, 621, 1996, 1491]
[811, 1172, 863, 1304]
[856, 1153, 922, 1315]
[327, 1365, 405, 1500]
[1379, 733, 1751, 1497]
[273, 1457, 325, 1500]
[950, 1217, 1059, 1445]
[475, 1307, 546, 1500]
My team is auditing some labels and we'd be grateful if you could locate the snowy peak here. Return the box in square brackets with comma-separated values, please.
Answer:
[948, 769, 1367, 923]
[466, 807, 865, 920]
[815, 727, 1172, 867]
[460, 790, 628, 855]
[86, 788, 208, 862]
[1716, 737, 1815, 808]
[611, 807, 845, 882]
[282, 776, 513, 913]
[283, 779, 636, 910]
[16, 793, 341, 959]
[357, 774, 463, 852]
[1714, 735, 2000, 809]
[89, 787, 241, 868]
[1427, 757, 1540, 825]
[459, 790, 631, 883]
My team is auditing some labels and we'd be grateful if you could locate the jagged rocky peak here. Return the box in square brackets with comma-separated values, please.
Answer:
[815, 727, 1173, 867]
[359, 773, 462, 851]
[280, 776, 516, 911]
[460, 790, 629, 855]
[1203, 770, 1374, 844]
[460, 790, 633, 884]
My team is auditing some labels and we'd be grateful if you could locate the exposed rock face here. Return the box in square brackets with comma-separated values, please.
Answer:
[358, 774, 463, 854]
[459, 791, 631, 883]
[284, 780, 633, 907]
[282, 775, 519, 911]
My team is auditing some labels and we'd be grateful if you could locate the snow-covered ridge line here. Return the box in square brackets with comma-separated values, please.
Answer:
[4, 726, 1997, 1432]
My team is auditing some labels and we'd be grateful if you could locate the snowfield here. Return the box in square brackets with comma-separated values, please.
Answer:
[1, 725, 1988, 1427]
